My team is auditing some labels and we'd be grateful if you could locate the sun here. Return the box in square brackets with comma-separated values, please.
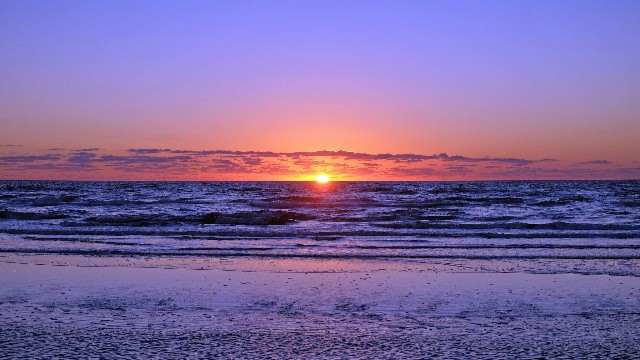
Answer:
[315, 174, 330, 184]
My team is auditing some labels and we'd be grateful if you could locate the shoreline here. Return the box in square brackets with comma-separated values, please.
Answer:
[2, 254, 639, 357]
[3, 252, 639, 276]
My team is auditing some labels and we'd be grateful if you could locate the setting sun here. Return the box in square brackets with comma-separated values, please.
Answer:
[315, 174, 330, 184]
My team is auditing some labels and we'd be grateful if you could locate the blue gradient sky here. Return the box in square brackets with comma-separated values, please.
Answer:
[1, 1, 639, 179]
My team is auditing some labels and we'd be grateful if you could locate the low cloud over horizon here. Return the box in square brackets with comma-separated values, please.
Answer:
[0, 148, 637, 181]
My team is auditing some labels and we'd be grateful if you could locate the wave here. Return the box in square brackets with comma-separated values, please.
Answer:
[2, 181, 639, 250]
[362, 185, 417, 195]
[1, 248, 639, 260]
[253, 195, 375, 209]
[270, 196, 323, 203]
[33, 195, 76, 206]
[533, 200, 572, 207]
[84, 214, 174, 226]
[533, 196, 592, 207]
[199, 210, 313, 225]
[373, 221, 640, 231]
[228, 186, 264, 193]
[444, 196, 524, 204]
[12, 235, 640, 250]
[350, 244, 640, 250]
[622, 201, 640, 208]
[78, 198, 211, 207]
[1, 227, 639, 239]
[80, 210, 314, 227]
[0, 210, 69, 220]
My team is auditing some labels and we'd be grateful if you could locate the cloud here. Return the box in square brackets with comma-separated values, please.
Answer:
[166, 149, 283, 158]
[0, 154, 62, 163]
[579, 160, 613, 165]
[68, 151, 98, 159]
[207, 159, 250, 172]
[242, 157, 263, 166]
[127, 148, 172, 154]
[66, 151, 98, 169]
[96, 154, 193, 163]
[0, 147, 634, 180]
[438, 154, 556, 165]
[123, 148, 555, 165]
[20, 163, 62, 170]
[387, 167, 438, 177]
[93, 154, 195, 173]
[445, 164, 476, 174]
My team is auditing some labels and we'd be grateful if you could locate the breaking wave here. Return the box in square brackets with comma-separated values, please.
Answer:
[1, 180, 639, 269]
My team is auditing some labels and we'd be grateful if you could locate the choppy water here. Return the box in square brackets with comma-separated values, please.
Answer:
[1, 180, 639, 268]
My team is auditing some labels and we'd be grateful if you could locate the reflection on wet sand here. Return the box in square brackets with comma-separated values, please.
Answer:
[1, 255, 639, 358]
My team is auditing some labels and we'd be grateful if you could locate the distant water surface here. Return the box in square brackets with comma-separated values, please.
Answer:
[1, 181, 639, 274]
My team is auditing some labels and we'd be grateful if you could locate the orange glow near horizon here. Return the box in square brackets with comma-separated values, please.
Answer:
[0, 147, 637, 181]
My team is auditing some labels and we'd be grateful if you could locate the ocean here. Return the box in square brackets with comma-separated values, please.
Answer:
[1, 180, 639, 274]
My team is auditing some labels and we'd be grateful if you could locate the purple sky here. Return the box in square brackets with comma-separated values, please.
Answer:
[1, 1, 639, 180]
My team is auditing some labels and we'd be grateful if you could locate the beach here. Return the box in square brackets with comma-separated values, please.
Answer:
[1, 180, 639, 357]
[2, 254, 639, 358]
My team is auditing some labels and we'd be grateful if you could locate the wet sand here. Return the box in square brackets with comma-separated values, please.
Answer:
[1, 254, 639, 358]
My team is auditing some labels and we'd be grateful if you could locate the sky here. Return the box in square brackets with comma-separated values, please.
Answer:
[1, 0, 639, 180]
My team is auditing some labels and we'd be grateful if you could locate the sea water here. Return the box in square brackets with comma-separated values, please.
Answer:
[1, 180, 639, 274]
